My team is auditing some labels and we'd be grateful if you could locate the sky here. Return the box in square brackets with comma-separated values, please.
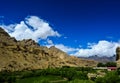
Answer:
[0, 0, 120, 57]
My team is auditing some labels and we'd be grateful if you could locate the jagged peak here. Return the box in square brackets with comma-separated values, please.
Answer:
[49, 46, 56, 49]
[17, 39, 40, 47]
[49, 46, 62, 51]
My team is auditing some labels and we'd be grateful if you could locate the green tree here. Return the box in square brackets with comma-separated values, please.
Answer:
[97, 63, 105, 67]
[105, 62, 116, 67]
[95, 71, 120, 83]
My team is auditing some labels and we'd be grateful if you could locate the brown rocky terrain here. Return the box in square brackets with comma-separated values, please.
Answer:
[116, 47, 120, 68]
[0, 27, 97, 71]
[80, 55, 115, 63]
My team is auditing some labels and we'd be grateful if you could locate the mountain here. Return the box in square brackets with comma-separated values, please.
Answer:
[79, 55, 116, 63]
[0, 27, 97, 71]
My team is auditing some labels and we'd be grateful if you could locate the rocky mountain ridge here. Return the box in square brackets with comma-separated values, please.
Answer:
[79, 55, 115, 63]
[0, 27, 97, 71]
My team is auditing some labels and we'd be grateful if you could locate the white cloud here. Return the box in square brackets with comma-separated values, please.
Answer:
[1, 16, 61, 42]
[74, 40, 120, 57]
[1, 16, 119, 57]
[0, 24, 16, 33]
[47, 39, 54, 45]
[46, 43, 79, 54]
[55, 44, 79, 53]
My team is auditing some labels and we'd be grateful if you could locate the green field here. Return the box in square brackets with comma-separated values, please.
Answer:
[16, 75, 67, 83]
[15, 76, 94, 83]
[0, 67, 120, 83]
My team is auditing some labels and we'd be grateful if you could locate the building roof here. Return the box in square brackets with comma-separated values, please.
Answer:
[107, 67, 117, 70]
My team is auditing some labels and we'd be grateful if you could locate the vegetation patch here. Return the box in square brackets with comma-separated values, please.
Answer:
[0, 67, 120, 83]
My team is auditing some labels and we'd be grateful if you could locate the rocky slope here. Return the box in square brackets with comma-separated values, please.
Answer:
[79, 55, 115, 63]
[0, 27, 97, 71]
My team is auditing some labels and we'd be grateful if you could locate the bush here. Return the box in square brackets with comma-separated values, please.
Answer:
[106, 62, 116, 67]
[97, 62, 116, 67]
[95, 71, 120, 83]
[97, 63, 105, 67]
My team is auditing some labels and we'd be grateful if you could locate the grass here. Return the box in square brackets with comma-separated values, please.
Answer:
[68, 79, 95, 83]
[15, 75, 67, 83]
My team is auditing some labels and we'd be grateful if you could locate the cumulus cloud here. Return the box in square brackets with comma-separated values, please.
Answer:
[1, 24, 16, 33]
[55, 44, 79, 53]
[1, 16, 119, 57]
[74, 40, 120, 57]
[0, 16, 61, 42]
[42, 40, 120, 57]
[47, 39, 54, 45]
[46, 43, 79, 54]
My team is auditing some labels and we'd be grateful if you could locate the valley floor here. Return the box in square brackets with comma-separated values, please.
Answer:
[0, 67, 120, 83]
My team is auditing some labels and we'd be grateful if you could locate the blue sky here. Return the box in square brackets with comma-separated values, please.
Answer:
[0, 0, 120, 57]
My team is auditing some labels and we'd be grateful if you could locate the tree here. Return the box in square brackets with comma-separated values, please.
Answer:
[97, 62, 116, 67]
[95, 71, 120, 83]
[106, 62, 116, 67]
[97, 63, 105, 67]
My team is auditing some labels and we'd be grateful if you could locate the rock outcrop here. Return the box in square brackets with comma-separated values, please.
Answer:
[116, 47, 120, 68]
[0, 27, 97, 71]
